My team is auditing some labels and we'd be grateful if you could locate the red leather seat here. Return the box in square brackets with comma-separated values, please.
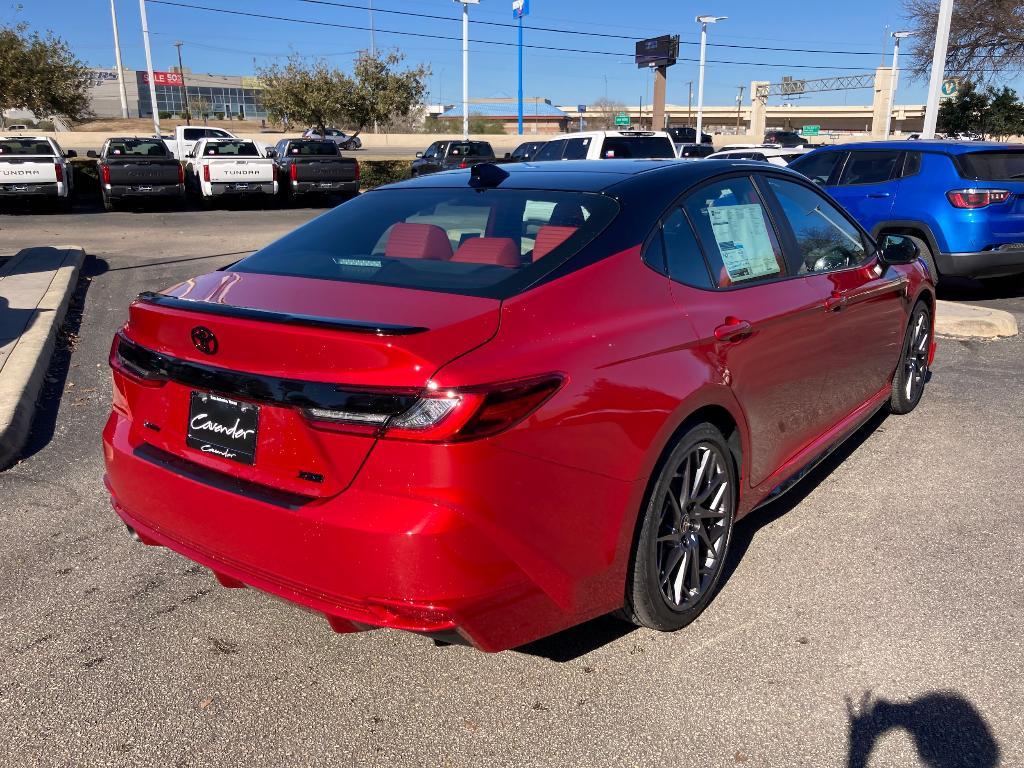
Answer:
[451, 237, 520, 267]
[532, 225, 577, 261]
[384, 223, 453, 261]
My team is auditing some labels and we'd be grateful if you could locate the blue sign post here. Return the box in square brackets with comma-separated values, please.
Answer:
[513, 0, 530, 135]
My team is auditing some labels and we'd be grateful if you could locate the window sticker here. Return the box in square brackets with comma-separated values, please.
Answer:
[707, 204, 780, 281]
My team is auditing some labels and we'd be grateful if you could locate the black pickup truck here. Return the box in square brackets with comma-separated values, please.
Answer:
[87, 137, 184, 211]
[272, 139, 360, 202]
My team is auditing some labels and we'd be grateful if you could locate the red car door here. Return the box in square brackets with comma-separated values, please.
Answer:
[665, 175, 839, 488]
[761, 176, 906, 420]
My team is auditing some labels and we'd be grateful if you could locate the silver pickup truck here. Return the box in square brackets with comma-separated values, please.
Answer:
[0, 136, 76, 209]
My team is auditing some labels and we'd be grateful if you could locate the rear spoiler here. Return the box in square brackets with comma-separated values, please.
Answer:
[136, 292, 429, 335]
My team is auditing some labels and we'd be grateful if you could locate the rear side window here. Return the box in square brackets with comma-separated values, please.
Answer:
[789, 151, 845, 185]
[233, 188, 619, 298]
[600, 136, 675, 159]
[203, 141, 259, 157]
[683, 176, 786, 287]
[182, 128, 206, 141]
[955, 151, 1024, 180]
[662, 208, 712, 288]
[533, 140, 566, 161]
[765, 177, 869, 274]
[901, 152, 922, 177]
[563, 137, 591, 160]
[838, 151, 901, 185]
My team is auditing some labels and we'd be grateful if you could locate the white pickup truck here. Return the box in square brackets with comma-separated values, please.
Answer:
[184, 138, 277, 205]
[164, 125, 251, 159]
[0, 135, 76, 208]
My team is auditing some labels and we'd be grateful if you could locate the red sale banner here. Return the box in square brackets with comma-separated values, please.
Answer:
[142, 71, 184, 87]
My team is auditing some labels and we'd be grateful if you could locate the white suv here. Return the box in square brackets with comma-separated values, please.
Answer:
[532, 130, 676, 162]
[706, 145, 813, 167]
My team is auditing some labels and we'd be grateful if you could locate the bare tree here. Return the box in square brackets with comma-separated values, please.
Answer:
[587, 97, 627, 130]
[903, 0, 1024, 82]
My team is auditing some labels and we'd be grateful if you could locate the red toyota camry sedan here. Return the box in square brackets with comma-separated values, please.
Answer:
[103, 159, 935, 652]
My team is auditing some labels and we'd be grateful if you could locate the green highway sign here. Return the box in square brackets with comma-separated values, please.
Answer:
[801, 125, 820, 136]
[614, 112, 631, 126]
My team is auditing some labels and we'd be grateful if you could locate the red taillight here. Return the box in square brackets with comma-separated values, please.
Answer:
[302, 375, 565, 442]
[203, 164, 210, 182]
[100, 164, 110, 185]
[946, 189, 1011, 208]
[177, 163, 184, 184]
[458, 161, 468, 169]
[108, 333, 167, 388]
[54, 162, 63, 183]
[290, 163, 297, 182]
[354, 160, 360, 180]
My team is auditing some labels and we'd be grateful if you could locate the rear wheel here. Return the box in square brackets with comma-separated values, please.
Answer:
[623, 423, 737, 631]
[890, 302, 932, 415]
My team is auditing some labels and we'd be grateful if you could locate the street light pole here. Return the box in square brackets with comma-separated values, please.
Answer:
[884, 31, 913, 139]
[455, 0, 479, 141]
[174, 41, 190, 126]
[109, 0, 129, 118]
[695, 15, 726, 143]
[139, 0, 160, 136]
[922, 0, 954, 139]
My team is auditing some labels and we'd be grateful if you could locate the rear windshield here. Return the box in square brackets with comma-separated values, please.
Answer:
[447, 142, 493, 158]
[956, 151, 1024, 181]
[203, 141, 259, 156]
[107, 139, 169, 157]
[287, 141, 338, 156]
[0, 139, 54, 156]
[600, 137, 675, 159]
[232, 188, 619, 297]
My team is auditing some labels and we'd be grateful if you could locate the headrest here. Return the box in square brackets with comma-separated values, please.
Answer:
[452, 237, 520, 267]
[384, 223, 453, 261]
[533, 225, 577, 261]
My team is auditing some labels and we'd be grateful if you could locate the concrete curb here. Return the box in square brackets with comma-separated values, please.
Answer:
[935, 299, 1018, 340]
[0, 246, 85, 469]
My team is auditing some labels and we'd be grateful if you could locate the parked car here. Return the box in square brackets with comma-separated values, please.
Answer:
[103, 159, 934, 652]
[504, 141, 546, 162]
[0, 135, 75, 210]
[272, 138, 359, 203]
[4, 124, 29, 131]
[668, 126, 712, 145]
[183, 138, 277, 207]
[164, 125, 245, 159]
[303, 127, 362, 151]
[789, 140, 1024, 281]
[763, 130, 807, 148]
[87, 137, 184, 211]
[676, 143, 717, 159]
[707, 146, 813, 166]
[411, 140, 496, 176]
[533, 130, 676, 161]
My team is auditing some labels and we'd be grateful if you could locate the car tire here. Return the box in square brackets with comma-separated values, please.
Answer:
[622, 423, 737, 632]
[889, 301, 932, 415]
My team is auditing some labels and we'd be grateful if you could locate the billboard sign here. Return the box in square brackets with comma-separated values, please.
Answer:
[512, 0, 529, 18]
[141, 70, 184, 87]
[801, 125, 820, 136]
[635, 35, 679, 69]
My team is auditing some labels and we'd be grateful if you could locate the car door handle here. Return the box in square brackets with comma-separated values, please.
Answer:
[867, 192, 891, 198]
[824, 291, 848, 312]
[714, 317, 754, 342]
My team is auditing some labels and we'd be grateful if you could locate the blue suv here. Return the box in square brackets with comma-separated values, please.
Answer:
[789, 140, 1024, 282]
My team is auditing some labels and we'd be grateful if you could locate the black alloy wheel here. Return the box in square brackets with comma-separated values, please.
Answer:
[890, 302, 932, 414]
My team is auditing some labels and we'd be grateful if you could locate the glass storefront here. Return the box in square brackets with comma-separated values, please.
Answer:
[136, 75, 267, 119]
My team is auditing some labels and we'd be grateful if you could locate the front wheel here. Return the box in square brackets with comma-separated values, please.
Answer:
[623, 423, 737, 631]
[890, 302, 932, 415]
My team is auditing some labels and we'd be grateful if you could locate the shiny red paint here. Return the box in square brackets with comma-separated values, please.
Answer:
[103, 173, 935, 652]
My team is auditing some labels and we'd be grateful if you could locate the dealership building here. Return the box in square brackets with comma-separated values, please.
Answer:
[88, 68, 268, 120]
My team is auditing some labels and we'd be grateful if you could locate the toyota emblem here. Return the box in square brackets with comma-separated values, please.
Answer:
[191, 326, 218, 355]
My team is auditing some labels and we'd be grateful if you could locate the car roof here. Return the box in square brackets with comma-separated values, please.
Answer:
[712, 147, 809, 157]
[0, 135, 50, 141]
[809, 139, 1024, 155]
[379, 158, 804, 194]
[553, 130, 672, 140]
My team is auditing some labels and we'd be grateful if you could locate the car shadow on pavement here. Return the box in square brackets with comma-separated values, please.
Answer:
[845, 690, 999, 768]
[17, 254, 109, 464]
[514, 614, 638, 662]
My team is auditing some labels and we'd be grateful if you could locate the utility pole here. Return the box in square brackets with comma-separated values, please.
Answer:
[455, 0, 479, 141]
[922, 0, 954, 139]
[735, 85, 745, 132]
[687, 81, 693, 127]
[174, 41, 190, 126]
[139, 0, 160, 136]
[884, 31, 913, 139]
[695, 16, 726, 141]
[109, 0, 129, 118]
[369, 0, 376, 55]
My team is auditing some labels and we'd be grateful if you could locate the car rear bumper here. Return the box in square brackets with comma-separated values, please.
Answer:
[209, 181, 275, 196]
[936, 248, 1024, 279]
[102, 410, 636, 651]
[0, 182, 60, 197]
[108, 183, 184, 199]
[291, 180, 358, 194]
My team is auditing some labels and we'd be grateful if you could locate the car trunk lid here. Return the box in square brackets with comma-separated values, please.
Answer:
[206, 158, 274, 184]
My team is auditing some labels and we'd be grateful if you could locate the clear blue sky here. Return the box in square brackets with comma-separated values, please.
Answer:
[11, 0, 1022, 108]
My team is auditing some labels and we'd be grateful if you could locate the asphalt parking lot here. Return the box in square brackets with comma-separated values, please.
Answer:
[0, 207, 1021, 767]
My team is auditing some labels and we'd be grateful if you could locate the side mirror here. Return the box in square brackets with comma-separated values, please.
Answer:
[265, 149, 277, 158]
[880, 234, 919, 265]
[65, 150, 77, 158]
[415, 151, 423, 158]
[86, 150, 98, 159]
